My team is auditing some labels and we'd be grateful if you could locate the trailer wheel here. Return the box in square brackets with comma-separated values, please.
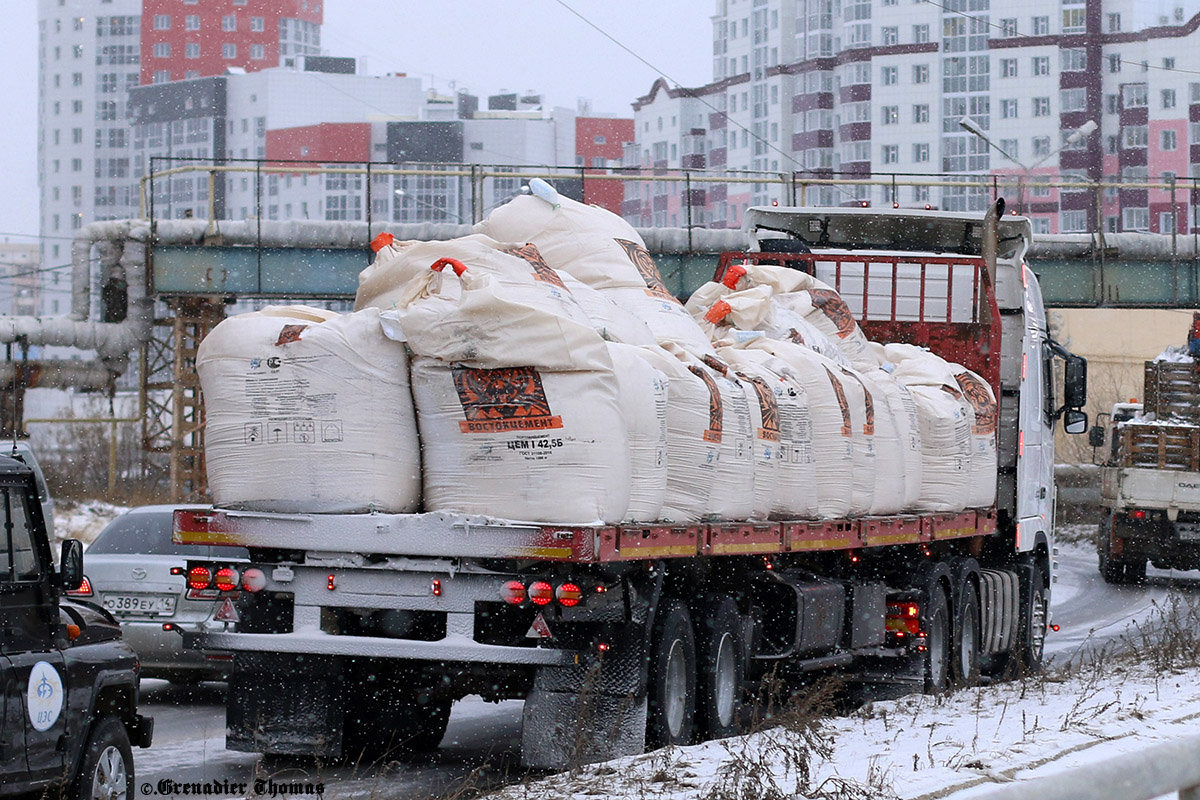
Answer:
[646, 598, 697, 749]
[923, 583, 951, 693]
[952, 580, 980, 686]
[694, 596, 743, 741]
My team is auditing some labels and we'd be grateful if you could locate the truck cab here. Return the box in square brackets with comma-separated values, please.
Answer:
[0, 454, 152, 797]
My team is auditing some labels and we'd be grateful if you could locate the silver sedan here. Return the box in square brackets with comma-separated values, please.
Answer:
[71, 505, 248, 683]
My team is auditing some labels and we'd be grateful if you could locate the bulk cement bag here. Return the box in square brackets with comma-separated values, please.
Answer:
[197, 306, 420, 514]
[861, 369, 924, 511]
[846, 369, 906, 516]
[608, 343, 669, 522]
[562, 274, 656, 346]
[883, 344, 973, 513]
[738, 337, 857, 518]
[952, 366, 998, 509]
[717, 346, 819, 520]
[393, 256, 631, 524]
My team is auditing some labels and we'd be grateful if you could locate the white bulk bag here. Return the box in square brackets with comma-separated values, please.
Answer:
[848, 369, 906, 515]
[198, 307, 420, 514]
[740, 338, 856, 518]
[411, 356, 630, 524]
[952, 366, 999, 509]
[561, 274, 657, 346]
[474, 193, 657, 292]
[830, 366, 876, 517]
[862, 369, 924, 511]
[718, 347, 819, 520]
[608, 343, 669, 522]
[602, 285, 717, 354]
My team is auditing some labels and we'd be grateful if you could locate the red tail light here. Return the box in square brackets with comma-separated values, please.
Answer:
[187, 566, 212, 591]
[1130, 509, 1148, 520]
[213, 567, 239, 592]
[500, 580, 526, 605]
[67, 575, 93, 597]
[886, 601, 921, 636]
[528, 581, 554, 606]
[240, 568, 266, 593]
[555, 583, 583, 607]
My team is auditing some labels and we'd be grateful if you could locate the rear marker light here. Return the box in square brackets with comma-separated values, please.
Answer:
[170, 566, 184, 576]
[555, 582, 582, 607]
[1051, 624, 1060, 632]
[240, 568, 266, 593]
[431, 578, 442, 597]
[213, 567, 239, 592]
[1130, 509, 1148, 520]
[500, 580, 526, 605]
[327, 574, 336, 591]
[597, 642, 610, 652]
[67, 575, 93, 597]
[187, 566, 212, 591]
[528, 581, 554, 606]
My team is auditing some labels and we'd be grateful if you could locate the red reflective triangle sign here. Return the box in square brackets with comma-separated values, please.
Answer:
[525, 612, 553, 639]
[214, 598, 240, 623]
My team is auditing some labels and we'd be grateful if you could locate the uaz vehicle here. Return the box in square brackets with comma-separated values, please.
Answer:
[0, 453, 152, 797]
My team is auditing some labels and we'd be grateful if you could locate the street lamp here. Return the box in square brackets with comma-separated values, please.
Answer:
[959, 117, 1097, 214]
[394, 189, 464, 223]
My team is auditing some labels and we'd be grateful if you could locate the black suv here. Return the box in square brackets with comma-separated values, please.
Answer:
[0, 454, 152, 797]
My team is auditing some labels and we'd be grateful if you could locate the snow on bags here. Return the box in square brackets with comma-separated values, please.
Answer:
[883, 344, 973, 512]
[197, 306, 421, 514]
[739, 337, 857, 518]
[953, 365, 999, 509]
[608, 343, 669, 522]
[717, 346, 819, 520]
[410, 357, 630, 524]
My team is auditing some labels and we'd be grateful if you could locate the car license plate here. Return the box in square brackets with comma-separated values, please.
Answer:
[102, 594, 177, 616]
[1177, 523, 1200, 541]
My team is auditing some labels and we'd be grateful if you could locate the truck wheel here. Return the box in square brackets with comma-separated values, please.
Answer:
[923, 583, 951, 693]
[1099, 531, 1127, 584]
[1016, 565, 1048, 672]
[952, 581, 980, 686]
[646, 598, 697, 749]
[694, 596, 743, 741]
[70, 714, 134, 800]
[1124, 558, 1147, 585]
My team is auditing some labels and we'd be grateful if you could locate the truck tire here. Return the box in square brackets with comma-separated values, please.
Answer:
[1124, 558, 1147, 584]
[694, 595, 743, 741]
[343, 685, 451, 762]
[1015, 564, 1048, 672]
[922, 583, 951, 693]
[70, 714, 134, 800]
[646, 598, 697, 749]
[1099, 528, 1127, 584]
[951, 580, 981, 686]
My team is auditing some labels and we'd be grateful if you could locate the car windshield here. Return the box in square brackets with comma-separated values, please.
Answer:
[87, 511, 249, 559]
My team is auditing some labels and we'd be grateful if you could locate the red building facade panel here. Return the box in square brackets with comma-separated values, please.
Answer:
[265, 123, 371, 164]
[140, 0, 323, 85]
[576, 117, 633, 213]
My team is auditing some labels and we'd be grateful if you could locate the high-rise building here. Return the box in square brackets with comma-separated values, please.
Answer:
[630, 0, 1200, 234]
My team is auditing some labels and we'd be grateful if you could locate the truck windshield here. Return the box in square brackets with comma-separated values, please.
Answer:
[88, 511, 249, 559]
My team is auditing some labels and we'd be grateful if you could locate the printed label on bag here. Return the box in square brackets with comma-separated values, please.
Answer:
[824, 367, 853, 437]
[615, 238, 679, 303]
[687, 365, 724, 444]
[955, 370, 997, 435]
[275, 325, 308, 346]
[744, 375, 781, 442]
[808, 288, 857, 339]
[451, 365, 564, 433]
[501, 243, 569, 290]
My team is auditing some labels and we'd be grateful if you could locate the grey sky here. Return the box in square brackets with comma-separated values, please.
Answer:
[0, 1, 712, 242]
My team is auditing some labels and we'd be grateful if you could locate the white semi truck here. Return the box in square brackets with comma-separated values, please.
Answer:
[173, 201, 1087, 768]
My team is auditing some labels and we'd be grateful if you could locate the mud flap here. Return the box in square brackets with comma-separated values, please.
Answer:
[226, 653, 343, 757]
[520, 685, 647, 769]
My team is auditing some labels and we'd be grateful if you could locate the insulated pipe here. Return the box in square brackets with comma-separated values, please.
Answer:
[0, 360, 116, 391]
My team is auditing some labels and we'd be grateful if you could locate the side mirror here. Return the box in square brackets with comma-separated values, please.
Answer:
[1064, 354, 1087, 410]
[1088, 425, 1105, 448]
[59, 539, 84, 592]
[1064, 409, 1089, 435]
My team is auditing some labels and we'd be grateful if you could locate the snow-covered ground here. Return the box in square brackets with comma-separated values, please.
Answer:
[53, 498, 127, 544]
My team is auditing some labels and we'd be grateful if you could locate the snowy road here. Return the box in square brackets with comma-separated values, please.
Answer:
[131, 535, 1200, 798]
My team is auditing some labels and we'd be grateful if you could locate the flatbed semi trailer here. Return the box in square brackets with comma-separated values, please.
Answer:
[174, 201, 1088, 768]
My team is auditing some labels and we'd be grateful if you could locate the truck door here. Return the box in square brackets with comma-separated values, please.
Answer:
[0, 481, 66, 782]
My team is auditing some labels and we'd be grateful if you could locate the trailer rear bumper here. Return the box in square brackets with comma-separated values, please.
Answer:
[187, 630, 577, 666]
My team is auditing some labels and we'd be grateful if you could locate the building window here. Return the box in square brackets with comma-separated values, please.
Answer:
[999, 139, 1019, 159]
[999, 99, 1017, 118]
[153, 70, 170, 83]
[913, 142, 929, 162]
[1061, 88, 1086, 113]
[1107, 13, 1121, 32]
[1032, 56, 1049, 76]
[185, 14, 200, 30]
[250, 44, 265, 60]
[185, 70, 199, 80]
[593, 135, 607, 144]
[1000, 58, 1017, 78]
[912, 104, 929, 123]
[1060, 210, 1087, 232]
[881, 66, 897, 85]
[1162, 130, 1178, 151]
[1062, 8, 1085, 33]
[1108, 54, 1121, 73]
[250, 16, 265, 32]
[72, 72, 82, 86]
[1122, 83, 1148, 108]
[913, 24, 929, 43]
[186, 42, 199, 58]
[1032, 97, 1050, 116]
[71, 127, 82, 144]
[881, 105, 899, 124]
[1061, 49, 1086, 71]
[1000, 18, 1017, 37]
[222, 15, 236, 32]
[1032, 136, 1050, 157]
[1106, 134, 1119, 154]
[153, 42, 170, 58]
[881, 26, 898, 45]
[71, 158, 82, 172]
[1031, 16, 1049, 35]
[1164, 58, 1176, 70]
[222, 43, 237, 59]
[1122, 207, 1148, 231]
[1163, 89, 1176, 109]
[881, 144, 899, 164]
[153, 14, 170, 30]
[1122, 126, 1148, 148]
[73, 44, 83, 59]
